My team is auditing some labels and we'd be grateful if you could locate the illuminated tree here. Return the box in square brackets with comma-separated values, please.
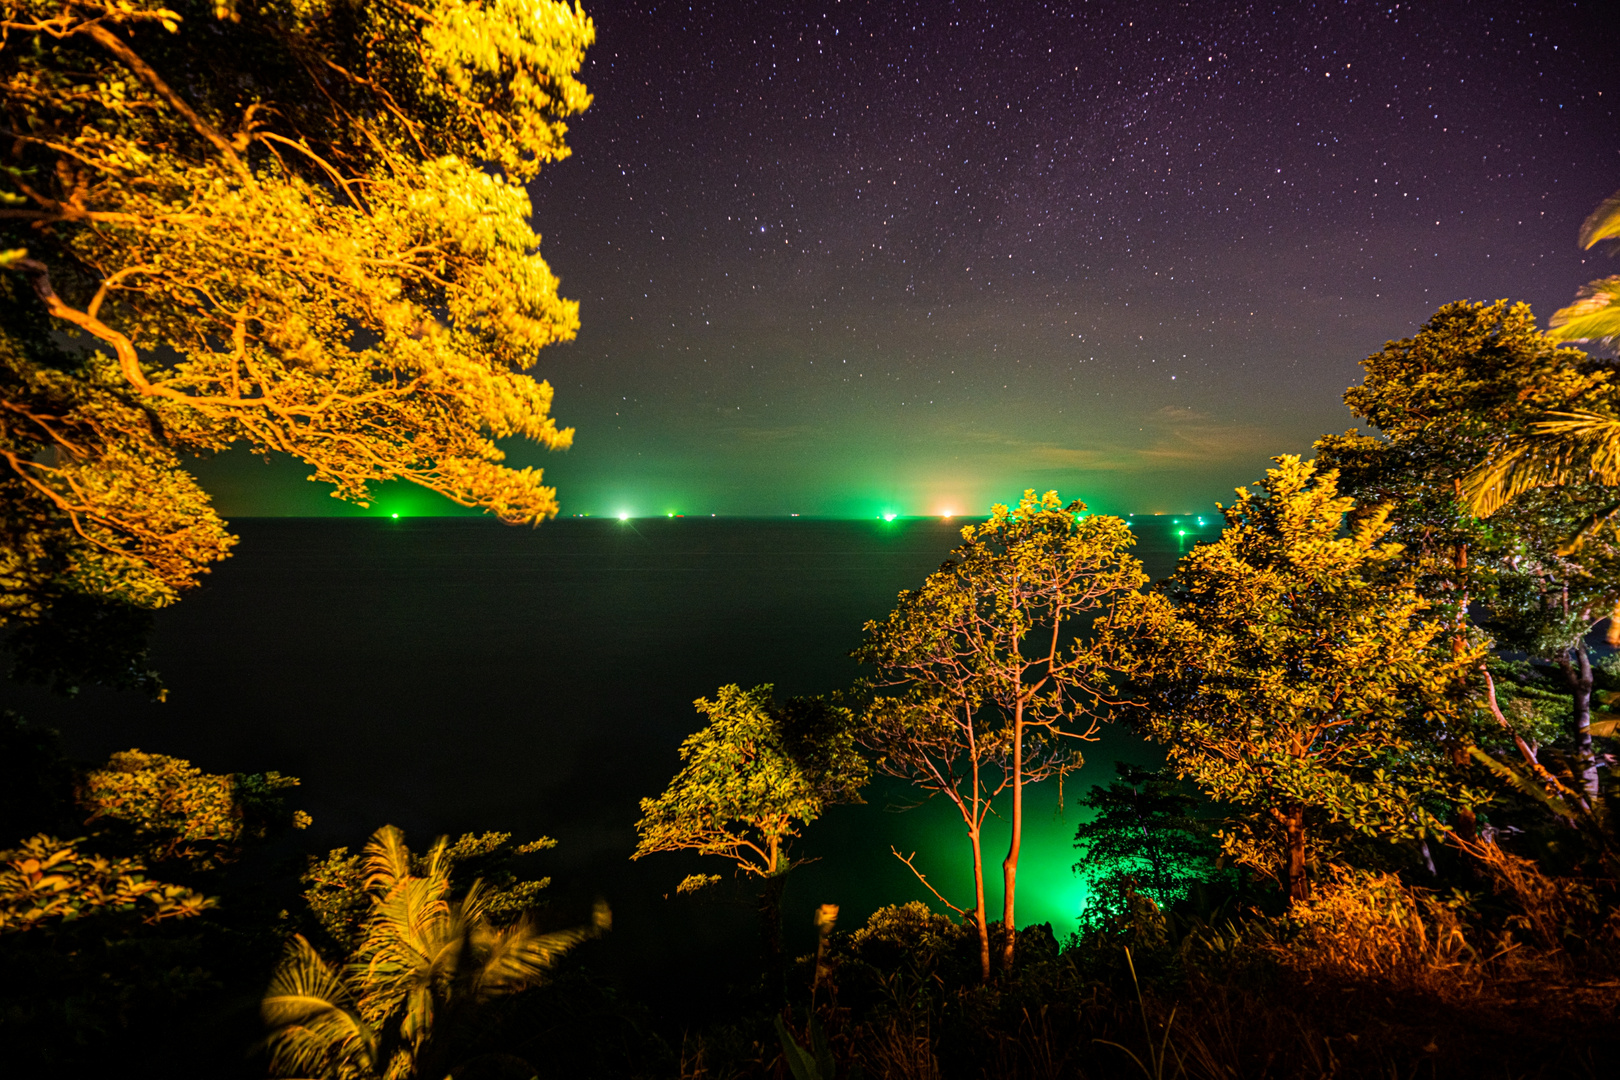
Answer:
[78, 748, 309, 870]
[857, 491, 1145, 974]
[634, 685, 867, 886]
[263, 825, 606, 1080]
[1, 0, 594, 688]
[633, 684, 866, 992]
[855, 687, 1009, 983]
[1128, 457, 1486, 904]
[1319, 301, 1620, 802]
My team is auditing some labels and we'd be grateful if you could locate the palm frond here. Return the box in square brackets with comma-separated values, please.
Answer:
[1468, 746, 1584, 822]
[262, 935, 379, 1079]
[1577, 189, 1620, 251]
[467, 900, 610, 1000]
[1462, 409, 1620, 519]
[420, 833, 453, 882]
[1548, 277, 1620, 348]
[263, 935, 361, 1024]
[362, 825, 412, 897]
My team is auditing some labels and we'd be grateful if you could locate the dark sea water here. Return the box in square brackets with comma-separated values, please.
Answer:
[4, 515, 1209, 971]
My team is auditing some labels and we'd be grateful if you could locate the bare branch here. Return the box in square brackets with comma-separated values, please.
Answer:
[891, 848, 967, 917]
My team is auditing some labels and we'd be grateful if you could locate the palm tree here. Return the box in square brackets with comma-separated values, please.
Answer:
[262, 825, 608, 1080]
[1461, 188, 1620, 527]
[1547, 187, 1620, 351]
[1463, 408, 1620, 527]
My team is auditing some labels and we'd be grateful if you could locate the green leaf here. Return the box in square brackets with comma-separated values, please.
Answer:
[775, 1016, 826, 1080]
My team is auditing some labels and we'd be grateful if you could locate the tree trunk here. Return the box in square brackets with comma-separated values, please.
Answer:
[1449, 537, 1479, 843]
[759, 871, 788, 1008]
[1565, 644, 1600, 803]
[1000, 707, 1024, 973]
[1283, 804, 1309, 905]
[970, 825, 991, 982]
[1450, 741, 1478, 844]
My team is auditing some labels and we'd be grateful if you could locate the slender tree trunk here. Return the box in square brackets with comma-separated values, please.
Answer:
[1417, 836, 1438, 877]
[970, 824, 991, 983]
[1000, 703, 1024, 973]
[1284, 804, 1309, 905]
[1449, 535, 1479, 843]
[1565, 644, 1600, 803]
[760, 835, 786, 1007]
[1450, 742, 1478, 843]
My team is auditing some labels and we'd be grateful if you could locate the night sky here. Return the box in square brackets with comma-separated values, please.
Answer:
[199, 0, 1619, 519]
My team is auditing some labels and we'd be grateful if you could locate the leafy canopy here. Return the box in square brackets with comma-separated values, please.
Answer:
[0, 832, 213, 933]
[79, 748, 309, 870]
[1, 0, 594, 686]
[633, 684, 868, 890]
[1128, 457, 1487, 895]
[1, 740, 304, 933]
[859, 491, 1145, 759]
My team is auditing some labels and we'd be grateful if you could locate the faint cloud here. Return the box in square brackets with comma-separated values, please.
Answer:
[958, 409, 1271, 473]
[727, 422, 820, 443]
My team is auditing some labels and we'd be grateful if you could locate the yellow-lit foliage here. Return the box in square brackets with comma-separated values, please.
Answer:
[79, 748, 308, 870]
[632, 685, 868, 885]
[0, 833, 214, 932]
[1126, 457, 1489, 903]
[1270, 864, 1475, 992]
[263, 824, 605, 1080]
[1, 0, 593, 673]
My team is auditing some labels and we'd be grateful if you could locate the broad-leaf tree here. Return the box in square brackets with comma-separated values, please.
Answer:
[1071, 762, 1214, 928]
[79, 748, 309, 870]
[1, 0, 594, 689]
[857, 491, 1145, 974]
[1319, 301, 1620, 802]
[633, 684, 868, 888]
[0, 833, 213, 933]
[263, 825, 605, 1080]
[1127, 457, 1486, 904]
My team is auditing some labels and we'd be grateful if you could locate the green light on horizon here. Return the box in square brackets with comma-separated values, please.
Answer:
[391, 513, 399, 519]
[883, 512, 897, 522]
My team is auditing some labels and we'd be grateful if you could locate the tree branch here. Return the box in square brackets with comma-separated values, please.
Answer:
[890, 848, 967, 917]
[84, 23, 247, 175]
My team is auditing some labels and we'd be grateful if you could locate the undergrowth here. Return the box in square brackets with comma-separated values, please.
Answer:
[665, 845, 1620, 1080]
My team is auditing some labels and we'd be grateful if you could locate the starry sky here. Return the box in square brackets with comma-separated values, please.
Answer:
[203, 0, 1619, 519]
